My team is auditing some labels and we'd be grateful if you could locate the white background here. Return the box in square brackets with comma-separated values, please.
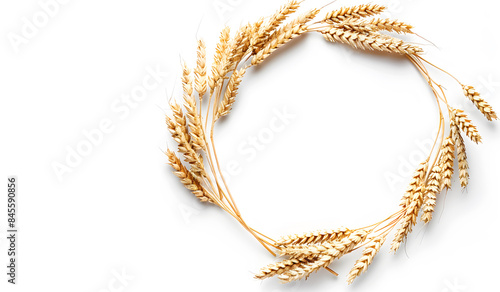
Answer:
[1, 0, 499, 291]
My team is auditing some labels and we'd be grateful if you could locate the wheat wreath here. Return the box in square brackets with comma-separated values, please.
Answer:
[164, 1, 496, 285]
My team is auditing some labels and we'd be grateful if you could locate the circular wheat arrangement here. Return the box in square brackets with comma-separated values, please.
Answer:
[165, 1, 496, 285]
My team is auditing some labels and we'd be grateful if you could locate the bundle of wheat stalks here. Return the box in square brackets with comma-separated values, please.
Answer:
[165, 1, 497, 285]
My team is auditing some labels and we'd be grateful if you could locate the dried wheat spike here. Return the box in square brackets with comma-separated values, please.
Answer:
[166, 108, 188, 147]
[400, 161, 428, 208]
[457, 139, 469, 187]
[335, 18, 375, 33]
[228, 24, 252, 68]
[323, 28, 423, 55]
[244, 17, 265, 59]
[251, 16, 265, 38]
[252, 9, 320, 65]
[439, 136, 455, 191]
[170, 101, 191, 141]
[209, 26, 231, 95]
[276, 227, 351, 246]
[215, 68, 246, 121]
[252, 0, 302, 51]
[323, 4, 386, 23]
[346, 237, 386, 284]
[166, 105, 205, 176]
[170, 101, 189, 138]
[280, 230, 368, 258]
[181, 63, 194, 98]
[166, 116, 204, 176]
[367, 18, 414, 34]
[278, 230, 368, 283]
[450, 119, 469, 188]
[183, 99, 205, 151]
[421, 165, 441, 223]
[391, 186, 424, 252]
[254, 255, 317, 280]
[182, 64, 206, 151]
[194, 40, 207, 100]
[452, 108, 482, 143]
[274, 254, 328, 283]
[166, 149, 212, 203]
[278, 254, 332, 283]
[462, 85, 498, 121]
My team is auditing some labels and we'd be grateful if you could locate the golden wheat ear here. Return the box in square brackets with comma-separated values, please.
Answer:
[194, 40, 207, 101]
[322, 4, 386, 23]
[462, 85, 498, 121]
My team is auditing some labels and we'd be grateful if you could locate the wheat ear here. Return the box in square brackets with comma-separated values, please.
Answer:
[391, 186, 424, 252]
[209, 26, 231, 95]
[182, 64, 206, 150]
[252, 0, 302, 50]
[439, 136, 455, 191]
[228, 24, 252, 68]
[462, 85, 498, 121]
[278, 230, 368, 283]
[367, 18, 414, 34]
[279, 230, 368, 258]
[194, 40, 207, 100]
[322, 28, 423, 55]
[254, 255, 318, 280]
[166, 149, 212, 203]
[215, 68, 246, 121]
[323, 4, 386, 23]
[421, 165, 441, 223]
[334, 18, 375, 33]
[276, 227, 351, 246]
[166, 104, 206, 176]
[451, 120, 469, 188]
[400, 161, 428, 208]
[252, 9, 320, 65]
[346, 237, 386, 284]
[451, 108, 482, 143]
